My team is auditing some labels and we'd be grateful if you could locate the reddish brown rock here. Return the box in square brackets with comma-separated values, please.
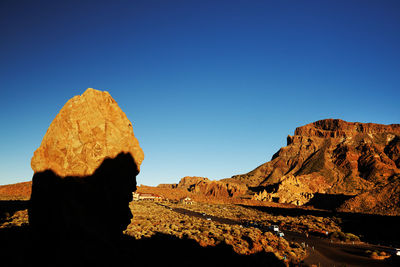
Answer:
[225, 119, 400, 214]
[177, 176, 210, 190]
[0, 181, 31, 200]
[294, 119, 400, 138]
[251, 175, 328, 205]
[31, 88, 144, 177]
[178, 176, 247, 198]
[338, 174, 400, 216]
[157, 183, 178, 189]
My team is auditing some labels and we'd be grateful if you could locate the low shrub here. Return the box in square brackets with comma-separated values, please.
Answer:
[365, 249, 390, 260]
[329, 231, 359, 242]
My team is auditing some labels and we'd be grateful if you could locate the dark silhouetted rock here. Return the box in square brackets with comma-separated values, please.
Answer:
[29, 152, 138, 241]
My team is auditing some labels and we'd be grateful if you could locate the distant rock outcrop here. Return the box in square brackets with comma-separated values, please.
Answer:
[177, 176, 247, 198]
[225, 119, 400, 214]
[177, 176, 209, 190]
[29, 88, 144, 264]
[251, 175, 320, 205]
[337, 174, 400, 216]
[0, 181, 31, 200]
[157, 183, 178, 189]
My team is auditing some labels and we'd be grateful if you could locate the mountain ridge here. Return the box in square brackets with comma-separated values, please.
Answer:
[224, 119, 400, 214]
[2, 118, 399, 215]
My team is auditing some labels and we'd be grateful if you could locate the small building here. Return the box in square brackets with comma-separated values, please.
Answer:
[132, 192, 163, 201]
[181, 197, 193, 205]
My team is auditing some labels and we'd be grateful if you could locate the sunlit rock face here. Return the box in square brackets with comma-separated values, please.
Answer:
[29, 89, 144, 264]
[226, 119, 400, 214]
[31, 88, 144, 177]
[177, 176, 248, 198]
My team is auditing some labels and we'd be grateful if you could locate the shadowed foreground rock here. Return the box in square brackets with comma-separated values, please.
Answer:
[28, 88, 144, 266]
[29, 152, 138, 265]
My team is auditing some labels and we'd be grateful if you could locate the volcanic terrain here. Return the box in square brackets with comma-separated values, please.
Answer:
[223, 119, 400, 215]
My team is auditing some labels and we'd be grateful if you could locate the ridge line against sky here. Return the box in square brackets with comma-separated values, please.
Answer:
[1, 0, 399, 186]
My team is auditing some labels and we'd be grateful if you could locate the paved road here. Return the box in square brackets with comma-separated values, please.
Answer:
[285, 231, 396, 267]
[166, 204, 399, 266]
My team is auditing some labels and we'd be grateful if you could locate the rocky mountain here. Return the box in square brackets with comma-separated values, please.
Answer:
[224, 119, 400, 214]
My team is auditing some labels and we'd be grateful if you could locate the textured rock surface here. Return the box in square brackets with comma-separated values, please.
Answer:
[225, 119, 400, 214]
[252, 175, 324, 205]
[337, 174, 400, 215]
[157, 183, 178, 189]
[177, 176, 210, 190]
[31, 88, 144, 177]
[0, 181, 31, 200]
[178, 176, 247, 198]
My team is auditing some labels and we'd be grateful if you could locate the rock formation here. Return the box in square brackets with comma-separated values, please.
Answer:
[29, 88, 144, 265]
[157, 183, 178, 189]
[0, 181, 31, 200]
[177, 176, 247, 198]
[225, 119, 400, 214]
[177, 176, 210, 190]
[251, 175, 318, 205]
[31, 88, 144, 177]
[337, 174, 400, 215]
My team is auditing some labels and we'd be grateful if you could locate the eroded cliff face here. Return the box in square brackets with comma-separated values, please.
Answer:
[177, 176, 247, 198]
[337, 174, 400, 215]
[226, 119, 400, 214]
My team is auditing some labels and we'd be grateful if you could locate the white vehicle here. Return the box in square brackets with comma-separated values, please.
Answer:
[269, 225, 279, 232]
[392, 248, 400, 256]
[277, 231, 285, 237]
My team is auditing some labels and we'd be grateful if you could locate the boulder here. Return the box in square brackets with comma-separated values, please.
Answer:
[31, 88, 144, 177]
[28, 88, 144, 265]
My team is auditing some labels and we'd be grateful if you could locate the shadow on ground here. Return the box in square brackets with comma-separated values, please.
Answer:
[305, 193, 355, 210]
[241, 205, 400, 247]
[0, 225, 285, 267]
[0, 200, 29, 222]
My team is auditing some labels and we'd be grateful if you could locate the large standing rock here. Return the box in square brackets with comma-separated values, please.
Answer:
[31, 88, 144, 176]
[29, 88, 144, 265]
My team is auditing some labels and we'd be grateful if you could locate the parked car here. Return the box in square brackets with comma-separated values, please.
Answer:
[390, 248, 400, 256]
[269, 225, 279, 232]
[277, 231, 285, 237]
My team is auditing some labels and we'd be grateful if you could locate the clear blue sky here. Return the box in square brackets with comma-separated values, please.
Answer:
[1, 0, 399, 186]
